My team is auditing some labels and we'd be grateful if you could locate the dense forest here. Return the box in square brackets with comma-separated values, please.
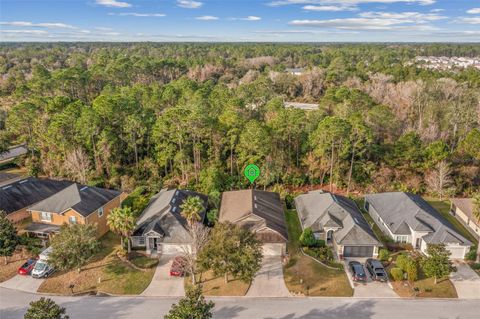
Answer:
[0, 43, 479, 201]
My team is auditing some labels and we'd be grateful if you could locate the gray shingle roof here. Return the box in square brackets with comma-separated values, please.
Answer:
[365, 192, 471, 246]
[134, 189, 208, 244]
[219, 189, 288, 241]
[0, 177, 72, 215]
[28, 183, 121, 217]
[295, 191, 380, 246]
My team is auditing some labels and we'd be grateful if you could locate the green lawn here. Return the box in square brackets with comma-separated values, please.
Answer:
[38, 232, 157, 295]
[426, 198, 478, 245]
[283, 210, 353, 297]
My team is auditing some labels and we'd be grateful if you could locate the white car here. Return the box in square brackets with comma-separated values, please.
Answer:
[31, 259, 55, 278]
[31, 246, 55, 278]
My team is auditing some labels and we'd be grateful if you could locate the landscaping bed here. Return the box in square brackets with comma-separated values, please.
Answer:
[386, 251, 457, 298]
[283, 210, 353, 297]
[185, 270, 250, 296]
[37, 232, 157, 295]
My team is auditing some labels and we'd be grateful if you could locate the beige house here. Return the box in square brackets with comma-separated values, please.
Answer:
[450, 198, 480, 238]
[219, 189, 288, 256]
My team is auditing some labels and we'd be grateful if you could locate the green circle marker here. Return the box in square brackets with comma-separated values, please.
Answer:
[244, 164, 260, 184]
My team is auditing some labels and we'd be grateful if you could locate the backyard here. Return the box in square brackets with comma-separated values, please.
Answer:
[283, 210, 353, 297]
[37, 232, 158, 295]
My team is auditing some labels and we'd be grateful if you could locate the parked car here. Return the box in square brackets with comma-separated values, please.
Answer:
[31, 246, 55, 279]
[365, 258, 388, 282]
[31, 260, 55, 278]
[348, 261, 367, 282]
[170, 256, 187, 277]
[17, 258, 37, 275]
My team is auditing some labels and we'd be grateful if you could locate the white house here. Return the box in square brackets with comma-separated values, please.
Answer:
[365, 192, 471, 260]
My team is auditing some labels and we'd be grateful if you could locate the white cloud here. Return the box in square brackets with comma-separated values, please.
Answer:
[94, 27, 114, 31]
[268, 0, 435, 7]
[430, 8, 444, 13]
[358, 11, 445, 21]
[177, 0, 203, 9]
[303, 5, 357, 11]
[195, 15, 219, 20]
[288, 17, 438, 30]
[230, 16, 262, 21]
[108, 12, 166, 17]
[95, 0, 131, 8]
[0, 21, 76, 29]
[467, 8, 480, 14]
[0, 29, 49, 35]
[458, 17, 480, 24]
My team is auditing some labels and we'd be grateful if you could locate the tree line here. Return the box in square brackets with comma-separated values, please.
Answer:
[0, 43, 479, 198]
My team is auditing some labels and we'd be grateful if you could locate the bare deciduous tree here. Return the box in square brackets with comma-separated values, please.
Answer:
[425, 160, 453, 199]
[63, 148, 91, 184]
[181, 222, 210, 285]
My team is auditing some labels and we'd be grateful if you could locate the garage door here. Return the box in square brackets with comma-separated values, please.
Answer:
[262, 243, 285, 256]
[159, 244, 190, 255]
[343, 246, 373, 257]
[446, 246, 466, 259]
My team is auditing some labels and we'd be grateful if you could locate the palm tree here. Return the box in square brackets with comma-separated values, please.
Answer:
[107, 206, 136, 254]
[180, 196, 204, 227]
[472, 193, 480, 263]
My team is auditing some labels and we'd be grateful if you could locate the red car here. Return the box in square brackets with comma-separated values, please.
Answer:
[18, 258, 37, 275]
[170, 256, 187, 277]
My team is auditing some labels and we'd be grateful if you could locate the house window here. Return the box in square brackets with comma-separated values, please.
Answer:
[396, 235, 408, 243]
[40, 212, 52, 222]
[138, 237, 145, 246]
[98, 207, 104, 217]
[69, 216, 77, 224]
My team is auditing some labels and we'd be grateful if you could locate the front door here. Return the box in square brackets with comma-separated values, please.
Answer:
[149, 237, 157, 252]
[415, 238, 422, 249]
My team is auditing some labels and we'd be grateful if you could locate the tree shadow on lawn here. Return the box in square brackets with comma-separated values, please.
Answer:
[263, 299, 376, 319]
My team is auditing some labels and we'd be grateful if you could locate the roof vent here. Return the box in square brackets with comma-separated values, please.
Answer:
[2, 185, 12, 190]
[80, 186, 88, 191]
[19, 180, 28, 184]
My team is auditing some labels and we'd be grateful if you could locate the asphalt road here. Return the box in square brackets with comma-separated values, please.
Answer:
[1, 287, 479, 319]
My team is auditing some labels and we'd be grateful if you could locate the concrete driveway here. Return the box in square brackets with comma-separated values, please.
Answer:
[344, 258, 398, 298]
[246, 256, 290, 297]
[141, 255, 185, 297]
[0, 275, 44, 293]
[450, 261, 480, 299]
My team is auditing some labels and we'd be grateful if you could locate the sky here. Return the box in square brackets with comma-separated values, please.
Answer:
[0, 0, 479, 42]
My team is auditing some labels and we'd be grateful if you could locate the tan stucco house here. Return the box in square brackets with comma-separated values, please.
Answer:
[450, 198, 480, 238]
[219, 189, 288, 256]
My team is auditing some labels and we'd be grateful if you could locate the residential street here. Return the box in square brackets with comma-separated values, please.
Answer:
[1, 287, 479, 319]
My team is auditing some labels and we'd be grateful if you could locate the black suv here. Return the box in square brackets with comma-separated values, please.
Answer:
[365, 258, 388, 282]
[348, 261, 367, 282]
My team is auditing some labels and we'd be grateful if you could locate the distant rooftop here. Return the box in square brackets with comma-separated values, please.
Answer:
[284, 101, 319, 111]
[0, 145, 28, 163]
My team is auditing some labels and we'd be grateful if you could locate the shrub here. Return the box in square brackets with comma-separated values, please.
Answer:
[300, 227, 321, 248]
[465, 246, 477, 261]
[471, 263, 480, 270]
[390, 267, 404, 281]
[378, 248, 390, 262]
[396, 254, 409, 271]
[206, 209, 218, 226]
[405, 259, 418, 282]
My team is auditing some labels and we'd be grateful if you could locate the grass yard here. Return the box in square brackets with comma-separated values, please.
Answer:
[387, 253, 458, 298]
[426, 198, 478, 245]
[0, 251, 33, 283]
[37, 232, 157, 295]
[283, 210, 353, 297]
[185, 270, 250, 296]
